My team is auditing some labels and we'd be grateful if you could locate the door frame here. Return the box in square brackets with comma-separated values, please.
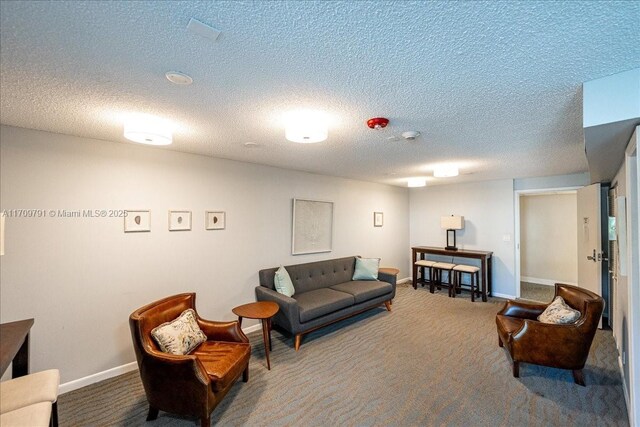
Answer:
[514, 186, 581, 298]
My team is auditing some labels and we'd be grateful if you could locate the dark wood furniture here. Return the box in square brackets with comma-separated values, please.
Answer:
[412, 246, 493, 302]
[0, 319, 34, 379]
[233, 301, 279, 370]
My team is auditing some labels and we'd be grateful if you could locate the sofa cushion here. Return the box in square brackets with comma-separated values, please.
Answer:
[294, 288, 355, 323]
[538, 296, 581, 324]
[151, 309, 207, 355]
[274, 266, 295, 297]
[192, 341, 251, 392]
[330, 280, 392, 304]
[352, 257, 380, 280]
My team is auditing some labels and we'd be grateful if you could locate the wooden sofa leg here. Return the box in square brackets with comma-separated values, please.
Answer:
[512, 361, 520, 378]
[384, 301, 392, 312]
[147, 405, 159, 421]
[572, 369, 586, 386]
[243, 365, 249, 382]
[201, 415, 211, 427]
[294, 334, 302, 351]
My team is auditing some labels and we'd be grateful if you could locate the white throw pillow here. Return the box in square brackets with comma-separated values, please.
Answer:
[537, 296, 581, 324]
[151, 308, 207, 355]
[274, 266, 295, 297]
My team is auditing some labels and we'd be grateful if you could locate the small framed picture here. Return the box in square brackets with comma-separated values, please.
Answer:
[374, 212, 383, 227]
[169, 210, 192, 231]
[205, 211, 226, 230]
[124, 210, 151, 233]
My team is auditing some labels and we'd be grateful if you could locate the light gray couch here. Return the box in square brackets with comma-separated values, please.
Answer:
[256, 256, 396, 350]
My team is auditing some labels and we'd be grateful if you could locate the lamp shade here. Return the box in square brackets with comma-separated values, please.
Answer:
[441, 215, 464, 230]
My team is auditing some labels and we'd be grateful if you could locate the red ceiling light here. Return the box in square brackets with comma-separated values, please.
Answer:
[366, 117, 389, 129]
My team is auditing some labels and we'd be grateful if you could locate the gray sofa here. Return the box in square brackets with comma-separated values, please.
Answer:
[256, 256, 396, 350]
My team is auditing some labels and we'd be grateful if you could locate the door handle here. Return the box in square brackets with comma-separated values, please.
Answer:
[587, 249, 597, 262]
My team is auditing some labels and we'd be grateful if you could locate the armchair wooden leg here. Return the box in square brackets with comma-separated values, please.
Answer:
[384, 301, 392, 311]
[147, 405, 159, 421]
[498, 337, 503, 347]
[572, 369, 586, 386]
[201, 415, 211, 427]
[243, 365, 249, 382]
[512, 361, 520, 378]
[294, 334, 302, 351]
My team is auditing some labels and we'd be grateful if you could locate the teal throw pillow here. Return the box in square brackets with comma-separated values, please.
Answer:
[352, 257, 380, 280]
[274, 266, 295, 297]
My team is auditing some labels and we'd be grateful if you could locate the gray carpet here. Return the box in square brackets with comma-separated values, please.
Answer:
[58, 284, 629, 426]
[520, 281, 556, 303]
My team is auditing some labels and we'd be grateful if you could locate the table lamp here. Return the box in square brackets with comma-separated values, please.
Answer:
[441, 215, 464, 251]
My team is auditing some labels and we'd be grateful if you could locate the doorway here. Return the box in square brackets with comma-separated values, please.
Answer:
[515, 188, 580, 302]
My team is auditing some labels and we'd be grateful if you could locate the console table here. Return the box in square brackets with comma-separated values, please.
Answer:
[0, 318, 34, 378]
[412, 246, 493, 302]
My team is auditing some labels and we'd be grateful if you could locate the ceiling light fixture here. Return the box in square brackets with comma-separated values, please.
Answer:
[366, 117, 389, 130]
[433, 165, 459, 178]
[284, 110, 328, 143]
[123, 115, 173, 146]
[407, 178, 427, 188]
[165, 71, 193, 85]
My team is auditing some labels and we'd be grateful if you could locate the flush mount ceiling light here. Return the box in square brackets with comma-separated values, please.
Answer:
[123, 115, 173, 146]
[284, 110, 328, 143]
[407, 178, 427, 188]
[366, 117, 389, 130]
[165, 71, 193, 85]
[433, 165, 459, 178]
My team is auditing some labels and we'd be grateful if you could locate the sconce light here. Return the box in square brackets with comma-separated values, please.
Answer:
[441, 215, 464, 251]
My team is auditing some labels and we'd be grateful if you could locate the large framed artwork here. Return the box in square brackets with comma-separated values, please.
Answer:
[292, 198, 333, 255]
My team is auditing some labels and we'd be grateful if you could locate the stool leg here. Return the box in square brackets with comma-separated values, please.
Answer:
[471, 272, 475, 302]
[430, 269, 437, 293]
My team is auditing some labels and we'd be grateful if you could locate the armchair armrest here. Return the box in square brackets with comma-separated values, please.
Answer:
[143, 350, 210, 390]
[497, 299, 548, 320]
[196, 318, 248, 343]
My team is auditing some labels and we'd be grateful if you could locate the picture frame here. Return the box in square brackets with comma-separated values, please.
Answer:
[168, 210, 192, 231]
[374, 211, 384, 227]
[205, 211, 226, 230]
[292, 198, 333, 255]
[124, 210, 151, 233]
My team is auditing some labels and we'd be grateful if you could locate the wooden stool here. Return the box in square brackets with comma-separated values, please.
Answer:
[452, 264, 481, 302]
[414, 260, 436, 288]
[0, 369, 59, 427]
[432, 262, 456, 296]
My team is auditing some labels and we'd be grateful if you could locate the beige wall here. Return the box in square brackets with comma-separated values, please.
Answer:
[0, 125, 410, 385]
[520, 193, 578, 284]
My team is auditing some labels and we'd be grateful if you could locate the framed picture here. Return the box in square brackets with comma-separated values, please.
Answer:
[292, 198, 333, 255]
[205, 211, 226, 230]
[374, 212, 384, 227]
[124, 210, 150, 233]
[169, 210, 192, 231]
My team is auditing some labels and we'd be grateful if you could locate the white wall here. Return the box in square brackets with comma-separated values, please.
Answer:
[0, 125, 410, 385]
[583, 68, 640, 128]
[520, 193, 578, 285]
[409, 179, 515, 297]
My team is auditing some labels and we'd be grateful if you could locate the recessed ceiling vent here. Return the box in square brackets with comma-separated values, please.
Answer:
[187, 18, 221, 42]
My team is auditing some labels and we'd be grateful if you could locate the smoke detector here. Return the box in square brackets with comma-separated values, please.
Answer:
[366, 117, 389, 130]
[401, 131, 421, 140]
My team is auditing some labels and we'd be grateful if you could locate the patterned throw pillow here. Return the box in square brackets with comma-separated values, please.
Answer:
[151, 309, 207, 355]
[537, 296, 581, 324]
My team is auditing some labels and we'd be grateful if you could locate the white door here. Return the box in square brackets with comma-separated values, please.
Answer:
[577, 183, 602, 298]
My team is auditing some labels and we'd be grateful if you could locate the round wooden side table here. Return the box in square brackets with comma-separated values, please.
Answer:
[232, 301, 279, 370]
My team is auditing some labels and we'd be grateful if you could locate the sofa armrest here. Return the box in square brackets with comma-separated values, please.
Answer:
[378, 271, 396, 287]
[255, 286, 299, 330]
[196, 318, 248, 343]
[497, 299, 547, 320]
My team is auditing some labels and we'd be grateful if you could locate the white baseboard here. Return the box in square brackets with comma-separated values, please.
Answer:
[398, 277, 411, 285]
[491, 292, 516, 299]
[59, 323, 264, 395]
[618, 356, 632, 423]
[521, 276, 577, 287]
[59, 362, 138, 394]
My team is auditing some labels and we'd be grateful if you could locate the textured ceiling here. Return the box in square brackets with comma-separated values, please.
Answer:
[1, 1, 639, 187]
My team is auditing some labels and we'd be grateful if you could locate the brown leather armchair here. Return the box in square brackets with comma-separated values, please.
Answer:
[129, 293, 251, 426]
[496, 283, 604, 386]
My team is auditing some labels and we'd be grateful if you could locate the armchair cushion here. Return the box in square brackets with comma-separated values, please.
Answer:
[151, 309, 207, 355]
[537, 296, 581, 324]
[192, 341, 251, 392]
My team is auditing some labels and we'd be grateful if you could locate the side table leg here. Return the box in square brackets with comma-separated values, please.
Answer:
[237, 316, 243, 328]
[262, 319, 271, 370]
